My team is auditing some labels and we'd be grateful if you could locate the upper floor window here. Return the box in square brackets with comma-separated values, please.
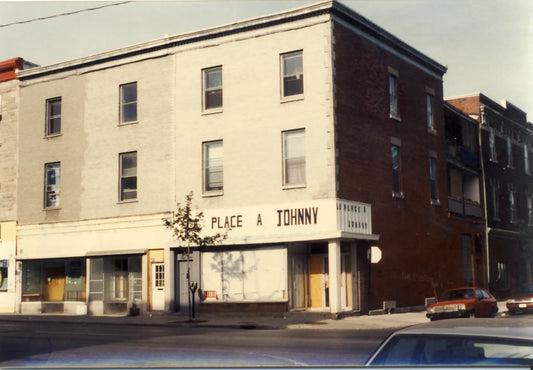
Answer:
[391, 143, 402, 197]
[507, 137, 514, 168]
[388, 68, 400, 120]
[119, 151, 137, 201]
[509, 185, 517, 223]
[203, 140, 223, 193]
[120, 82, 137, 123]
[429, 156, 439, 204]
[524, 144, 531, 174]
[46, 97, 61, 136]
[203, 67, 223, 111]
[282, 129, 306, 186]
[281, 51, 303, 98]
[44, 162, 60, 208]
[426, 88, 435, 132]
[489, 127, 497, 162]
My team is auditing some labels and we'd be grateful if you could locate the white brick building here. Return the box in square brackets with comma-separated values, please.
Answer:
[14, 0, 449, 316]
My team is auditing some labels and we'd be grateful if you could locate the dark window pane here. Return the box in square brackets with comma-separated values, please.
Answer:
[205, 89, 222, 109]
[122, 103, 137, 122]
[284, 76, 303, 97]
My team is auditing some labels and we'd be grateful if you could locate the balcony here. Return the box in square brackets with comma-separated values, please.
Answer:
[336, 199, 372, 235]
[449, 197, 482, 218]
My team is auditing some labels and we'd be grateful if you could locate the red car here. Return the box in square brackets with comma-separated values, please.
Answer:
[427, 287, 498, 321]
[507, 283, 533, 315]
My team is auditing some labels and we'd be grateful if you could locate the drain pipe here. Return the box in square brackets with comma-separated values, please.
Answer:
[478, 106, 491, 287]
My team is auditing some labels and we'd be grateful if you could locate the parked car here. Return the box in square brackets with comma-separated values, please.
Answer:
[507, 283, 533, 315]
[426, 287, 498, 321]
[365, 318, 533, 366]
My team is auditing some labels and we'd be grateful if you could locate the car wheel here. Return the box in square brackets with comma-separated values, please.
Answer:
[489, 307, 498, 318]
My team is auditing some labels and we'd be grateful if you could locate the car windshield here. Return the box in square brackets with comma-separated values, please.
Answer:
[369, 334, 533, 365]
[440, 289, 474, 301]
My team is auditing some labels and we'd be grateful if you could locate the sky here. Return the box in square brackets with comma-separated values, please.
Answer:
[1, 0, 531, 119]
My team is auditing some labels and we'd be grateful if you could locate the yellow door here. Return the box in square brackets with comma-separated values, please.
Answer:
[309, 256, 322, 308]
[46, 267, 65, 301]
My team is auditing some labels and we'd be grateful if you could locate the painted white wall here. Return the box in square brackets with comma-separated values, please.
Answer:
[173, 17, 336, 210]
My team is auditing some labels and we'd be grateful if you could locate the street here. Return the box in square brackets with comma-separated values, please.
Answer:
[0, 319, 392, 367]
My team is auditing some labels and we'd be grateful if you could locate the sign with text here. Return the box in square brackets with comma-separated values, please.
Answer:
[203, 199, 338, 242]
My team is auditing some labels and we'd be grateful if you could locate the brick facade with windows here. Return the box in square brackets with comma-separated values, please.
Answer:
[447, 94, 533, 297]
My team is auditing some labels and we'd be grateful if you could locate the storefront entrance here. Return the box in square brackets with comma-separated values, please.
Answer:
[289, 242, 359, 312]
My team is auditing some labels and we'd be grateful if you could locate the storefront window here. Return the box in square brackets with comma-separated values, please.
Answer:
[90, 255, 142, 303]
[22, 259, 86, 302]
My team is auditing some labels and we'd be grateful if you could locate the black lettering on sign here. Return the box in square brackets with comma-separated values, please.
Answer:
[276, 207, 318, 227]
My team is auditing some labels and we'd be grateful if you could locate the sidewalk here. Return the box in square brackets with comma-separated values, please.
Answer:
[0, 301, 509, 331]
[0, 309, 429, 331]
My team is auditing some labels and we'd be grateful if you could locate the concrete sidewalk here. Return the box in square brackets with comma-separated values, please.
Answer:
[0, 301, 509, 331]
[0, 310, 428, 331]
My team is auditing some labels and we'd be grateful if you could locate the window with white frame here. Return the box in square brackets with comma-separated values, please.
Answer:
[281, 51, 303, 98]
[203, 140, 223, 193]
[496, 261, 508, 289]
[44, 162, 60, 208]
[203, 66, 223, 111]
[119, 152, 137, 201]
[46, 97, 61, 136]
[429, 156, 438, 203]
[120, 82, 137, 123]
[282, 129, 306, 186]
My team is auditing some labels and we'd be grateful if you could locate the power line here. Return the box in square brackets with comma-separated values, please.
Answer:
[0, 1, 132, 28]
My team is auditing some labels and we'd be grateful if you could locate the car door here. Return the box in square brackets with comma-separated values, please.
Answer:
[475, 288, 491, 316]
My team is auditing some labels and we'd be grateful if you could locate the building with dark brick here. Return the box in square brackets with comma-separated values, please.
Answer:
[447, 94, 533, 298]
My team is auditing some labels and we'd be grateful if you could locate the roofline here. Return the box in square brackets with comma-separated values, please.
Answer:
[17, 0, 446, 81]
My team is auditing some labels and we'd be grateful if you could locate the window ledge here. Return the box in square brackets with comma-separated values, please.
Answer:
[44, 133, 62, 139]
[202, 107, 223, 115]
[428, 128, 438, 135]
[430, 199, 440, 206]
[392, 191, 404, 199]
[43, 207, 61, 211]
[118, 199, 138, 204]
[281, 95, 304, 104]
[118, 120, 139, 126]
[282, 184, 306, 190]
[390, 114, 402, 122]
[202, 191, 223, 198]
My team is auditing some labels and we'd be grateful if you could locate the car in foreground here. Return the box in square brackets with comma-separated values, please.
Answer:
[426, 287, 497, 321]
[365, 317, 533, 366]
[507, 283, 533, 315]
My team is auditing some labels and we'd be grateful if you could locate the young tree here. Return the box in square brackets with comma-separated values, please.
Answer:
[163, 191, 226, 321]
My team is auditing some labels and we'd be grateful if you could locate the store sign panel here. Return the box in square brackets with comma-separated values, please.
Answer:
[203, 199, 337, 240]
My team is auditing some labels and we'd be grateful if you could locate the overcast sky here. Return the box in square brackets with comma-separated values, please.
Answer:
[1, 0, 531, 119]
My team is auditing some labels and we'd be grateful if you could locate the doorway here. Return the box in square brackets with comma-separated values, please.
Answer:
[309, 255, 328, 309]
[151, 263, 165, 310]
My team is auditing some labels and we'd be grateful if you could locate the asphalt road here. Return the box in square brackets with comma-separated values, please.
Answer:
[0, 320, 393, 367]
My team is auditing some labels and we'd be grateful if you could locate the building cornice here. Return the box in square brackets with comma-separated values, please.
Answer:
[17, 0, 446, 82]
